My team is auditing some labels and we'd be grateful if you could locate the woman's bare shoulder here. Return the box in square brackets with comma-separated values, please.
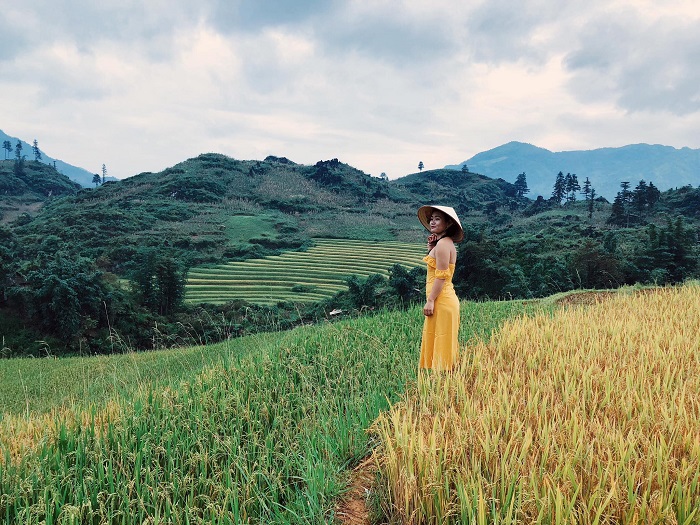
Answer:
[434, 238, 453, 256]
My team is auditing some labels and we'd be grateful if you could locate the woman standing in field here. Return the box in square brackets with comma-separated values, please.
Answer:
[417, 205, 464, 371]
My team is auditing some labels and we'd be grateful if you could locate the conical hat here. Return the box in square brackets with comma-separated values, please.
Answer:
[417, 205, 464, 243]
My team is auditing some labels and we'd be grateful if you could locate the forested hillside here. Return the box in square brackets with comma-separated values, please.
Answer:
[0, 152, 698, 357]
[0, 159, 80, 225]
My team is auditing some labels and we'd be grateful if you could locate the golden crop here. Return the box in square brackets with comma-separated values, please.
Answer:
[0, 400, 123, 466]
[373, 285, 700, 524]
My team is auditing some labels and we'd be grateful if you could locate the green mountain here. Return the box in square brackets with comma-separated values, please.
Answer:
[0, 159, 80, 224]
[9, 153, 522, 273]
[447, 141, 700, 200]
[6, 150, 699, 280]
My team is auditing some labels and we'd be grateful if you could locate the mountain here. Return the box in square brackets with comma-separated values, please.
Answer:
[0, 129, 101, 187]
[446, 141, 700, 200]
[0, 159, 81, 224]
[7, 153, 521, 274]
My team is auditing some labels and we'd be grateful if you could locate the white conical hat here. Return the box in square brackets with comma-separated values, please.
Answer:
[417, 205, 464, 243]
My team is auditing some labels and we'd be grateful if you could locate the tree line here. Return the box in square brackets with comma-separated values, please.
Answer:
[454, 171, 697, 299]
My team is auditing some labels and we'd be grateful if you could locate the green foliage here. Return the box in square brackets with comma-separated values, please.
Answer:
[32, 139, 41, 162]
[8, 253, 116, 346]
[514, 172, 529, 197]
[0, 159, 80, 200]
[12, 156, 24, 178]
[1, 140, 11, 160]
[0, 227, 17, 304]
[635, 218, 698, 284]
[551, 171, 566, 205]
[569, 239, 624, 289]
[387, 263, 424, 305]
[132, 251, 186, 317]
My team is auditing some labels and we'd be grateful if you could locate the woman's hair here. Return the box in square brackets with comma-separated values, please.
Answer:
[444, 222, 460, 239]
[432, 208, 459, 239]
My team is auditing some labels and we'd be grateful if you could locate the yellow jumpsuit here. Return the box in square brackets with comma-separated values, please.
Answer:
[419, 255, 459, 370]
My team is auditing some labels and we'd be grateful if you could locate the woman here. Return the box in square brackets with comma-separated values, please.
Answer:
[417, 205, 464, 371]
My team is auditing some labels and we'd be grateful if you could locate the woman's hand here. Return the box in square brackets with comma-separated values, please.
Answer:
[427, 233, 438, 252]
[423, 299, 435, 316]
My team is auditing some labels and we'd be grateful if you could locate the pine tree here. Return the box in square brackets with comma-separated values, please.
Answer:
[418, 161, 424, 172]
[551, 171, 566, 205]
[620, 181, 631, 202]
[92, 173, 101, 187]
[581, 177, 592, 200]
[32, 139, 42, 162]
[608, 182, 633, 227]
[102, 164, 107, 184]
[514, 172, 530, 198]
[13, 141, 25, 177]
[155, 257, 185, 316]
[646, 182, 661, 207]
[587, 187, 596, 220]
[607, 192, 626, 226]
[632, 180, 648, 221]
[565, 173, 580, 202]
[133, 251, 185, 316]
[2, 140, 11, 160]
[620, 181, 632, 226]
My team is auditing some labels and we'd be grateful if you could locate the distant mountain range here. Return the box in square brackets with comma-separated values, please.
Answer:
[4, 128, 699, 198]
[0, 129, 110, 187]
[446, 141, 700, 200]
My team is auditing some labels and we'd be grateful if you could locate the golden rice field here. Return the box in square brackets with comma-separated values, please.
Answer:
[185, 238, 426, 305]
[373, 284, 700, 524]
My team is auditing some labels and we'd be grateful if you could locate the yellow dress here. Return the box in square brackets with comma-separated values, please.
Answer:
[419, 255, 459, 370]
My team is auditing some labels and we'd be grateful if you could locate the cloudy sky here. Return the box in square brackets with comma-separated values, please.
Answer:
[1, 0, 699, 180]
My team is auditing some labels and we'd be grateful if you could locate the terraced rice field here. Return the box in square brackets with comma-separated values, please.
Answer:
[185, 238, 426, 305]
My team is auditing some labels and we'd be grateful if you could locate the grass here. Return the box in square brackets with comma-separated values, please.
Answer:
[0, 299, 539, 524]
[372, 284, 700, 524]
[225, 214, 283, 244]
[186, 238, 427, 305]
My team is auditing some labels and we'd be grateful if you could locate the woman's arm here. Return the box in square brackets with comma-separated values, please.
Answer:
[423, 240, 450, 316]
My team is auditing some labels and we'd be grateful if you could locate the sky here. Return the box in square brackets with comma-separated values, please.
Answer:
[1, 0, 699, 180]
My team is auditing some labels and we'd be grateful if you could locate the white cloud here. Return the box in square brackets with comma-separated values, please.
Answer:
[1, 0, 699, 181]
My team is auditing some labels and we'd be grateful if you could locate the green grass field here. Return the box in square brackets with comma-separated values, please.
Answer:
[186, 238, 427, 305]
[0, 299, 541, 524]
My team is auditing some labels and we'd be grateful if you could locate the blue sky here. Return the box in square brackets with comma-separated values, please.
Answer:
[1, 0, 698, 179]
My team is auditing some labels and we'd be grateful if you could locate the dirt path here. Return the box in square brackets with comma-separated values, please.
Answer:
[335, 456, 377, 525]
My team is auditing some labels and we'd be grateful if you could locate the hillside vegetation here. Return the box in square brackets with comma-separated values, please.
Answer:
[0, 159, 80, 225]
[1, 151, 698, 356]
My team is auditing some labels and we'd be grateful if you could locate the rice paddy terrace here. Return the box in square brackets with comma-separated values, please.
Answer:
[185, 238, 426, 305]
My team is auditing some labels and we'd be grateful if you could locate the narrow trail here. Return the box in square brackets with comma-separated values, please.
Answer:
[335, 456, 377, 525]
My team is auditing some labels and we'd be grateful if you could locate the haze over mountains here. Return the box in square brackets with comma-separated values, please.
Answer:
[446, 142, 700, 200]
